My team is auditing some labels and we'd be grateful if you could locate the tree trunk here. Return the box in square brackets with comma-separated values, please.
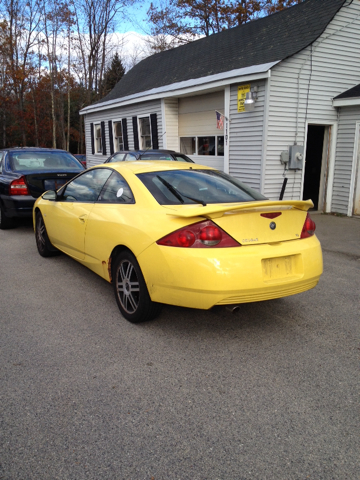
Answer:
[67, 21, 71, 151]
[31, 87, 39, 147]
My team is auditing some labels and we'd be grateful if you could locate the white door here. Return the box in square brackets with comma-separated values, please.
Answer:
[353, 124, 360, 216]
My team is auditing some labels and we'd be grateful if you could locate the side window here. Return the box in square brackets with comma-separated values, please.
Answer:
[198, 136, 215, 156]
[139, 117, 151, 149]
[94, 124, 102, 153]
[98, 171, 135, 204]
[113, 122, 124, 151]
[62, 168, 112, 202]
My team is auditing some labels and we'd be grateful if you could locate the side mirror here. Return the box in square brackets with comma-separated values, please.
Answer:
[42, 190, 57, 201]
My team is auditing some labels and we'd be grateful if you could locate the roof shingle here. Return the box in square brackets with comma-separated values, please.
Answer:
[102, 0, 345, 102]
[334, 83, 360, 99]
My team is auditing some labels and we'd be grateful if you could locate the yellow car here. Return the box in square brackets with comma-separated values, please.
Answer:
[33, 161, 323, 323]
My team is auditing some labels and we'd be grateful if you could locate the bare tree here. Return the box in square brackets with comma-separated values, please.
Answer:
[73, 0, 135, 103]
[1, 0, 42, 145]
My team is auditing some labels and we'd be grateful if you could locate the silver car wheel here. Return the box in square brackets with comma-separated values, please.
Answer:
[116, 259, 140, 314]
[36, 214, 46, 249]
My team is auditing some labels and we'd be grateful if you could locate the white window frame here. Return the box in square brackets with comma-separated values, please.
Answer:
[113, 121, 124, 152]
[94, 123, 102, 154]
[180, 135, 225, 156]
[138, 116, 152, 150]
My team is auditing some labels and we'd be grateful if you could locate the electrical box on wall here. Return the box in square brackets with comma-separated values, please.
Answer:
[288, 145, 304, 170]
[280, 151, 289, 165]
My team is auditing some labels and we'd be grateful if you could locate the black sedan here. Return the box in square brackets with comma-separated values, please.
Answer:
[105, 149, 194, 163]
[0, 147, 84, 229]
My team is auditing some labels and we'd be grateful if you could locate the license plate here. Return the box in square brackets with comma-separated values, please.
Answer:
[262, 255, 301, 281]
[44, 179, 68, 190]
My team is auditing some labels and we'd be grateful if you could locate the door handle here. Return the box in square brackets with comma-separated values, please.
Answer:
[79, 214, 87, 223]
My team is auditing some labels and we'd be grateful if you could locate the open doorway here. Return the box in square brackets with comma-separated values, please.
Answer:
[303, 125, 329, 210]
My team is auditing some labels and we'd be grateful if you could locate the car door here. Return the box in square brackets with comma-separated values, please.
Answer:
[84, 171, 135, 276]
[44, 168, 112, 259]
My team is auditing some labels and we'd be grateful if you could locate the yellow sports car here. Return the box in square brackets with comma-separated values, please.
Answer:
[33, 161, 323, 323]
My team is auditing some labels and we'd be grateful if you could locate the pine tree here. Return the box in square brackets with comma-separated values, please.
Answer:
[100, 52, 125, 97]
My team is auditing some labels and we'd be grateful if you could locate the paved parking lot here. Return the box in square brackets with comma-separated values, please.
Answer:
[0, 214, 359, 480]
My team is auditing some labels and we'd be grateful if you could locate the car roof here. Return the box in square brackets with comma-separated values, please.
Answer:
[1, 147, 68, 153]
[97, 160, 213, 175]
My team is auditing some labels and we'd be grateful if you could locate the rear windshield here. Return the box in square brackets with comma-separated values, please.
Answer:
[138, 153, 193, 163]
[172, 154, 194, 163]
[139, 153, 174, 161]
[137, 169, 267, 205]
[9, 151, 84, 172]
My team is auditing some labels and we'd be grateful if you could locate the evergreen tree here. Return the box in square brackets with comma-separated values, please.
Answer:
[100, 52, 126, 97]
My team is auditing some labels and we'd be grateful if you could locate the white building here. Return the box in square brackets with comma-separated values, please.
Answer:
[80, 0, 360, 216]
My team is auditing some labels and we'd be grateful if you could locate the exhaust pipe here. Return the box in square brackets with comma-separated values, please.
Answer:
[226, 305, 240, 313]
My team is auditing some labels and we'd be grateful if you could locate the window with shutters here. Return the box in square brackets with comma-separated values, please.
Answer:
[113, 122, 124, 151]
[139, 117, 152, 149]
[94, 124, 102, 154]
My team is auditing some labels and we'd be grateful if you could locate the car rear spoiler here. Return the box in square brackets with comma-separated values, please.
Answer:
[165, 199, 314, 219]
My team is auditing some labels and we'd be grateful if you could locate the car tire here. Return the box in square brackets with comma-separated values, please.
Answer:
[112, 250, 162, 323]
[35, 210, 60, 257]
[0, 203, 15, 229]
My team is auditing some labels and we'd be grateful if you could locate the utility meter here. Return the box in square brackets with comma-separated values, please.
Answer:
[288, 145, 304, 170]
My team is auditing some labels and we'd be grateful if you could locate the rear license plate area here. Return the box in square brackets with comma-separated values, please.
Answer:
[262, 255, 302, 283]
[44, 179, 68, 190]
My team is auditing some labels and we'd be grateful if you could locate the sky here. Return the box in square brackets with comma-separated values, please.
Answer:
[110, 1, 155, 68]
[122, 1, 152, 34]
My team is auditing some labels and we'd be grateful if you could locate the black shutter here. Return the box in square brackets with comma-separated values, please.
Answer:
[122, 118, 129, 150]
[101, 121, 107, 156]
[132, 116, 139, 150]
[90, 123, 95, 155]
[108, 120, 114, 155]
[150, 113, 159, 149]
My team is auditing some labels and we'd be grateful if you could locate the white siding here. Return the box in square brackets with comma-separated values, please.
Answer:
[228, 80, 266, 190]
[178, 91, 225, 169]
[264, 0, 360, 203]
[84, 100, 162, 167]
[332, 106, 360, 214]
[163, 98, 179, 151]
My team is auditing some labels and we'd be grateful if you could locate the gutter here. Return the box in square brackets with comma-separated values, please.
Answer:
[333, 97, 360, 107]
[80, 61, 280, 115]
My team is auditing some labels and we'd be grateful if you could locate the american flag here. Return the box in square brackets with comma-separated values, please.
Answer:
[216, 111, 224, 129]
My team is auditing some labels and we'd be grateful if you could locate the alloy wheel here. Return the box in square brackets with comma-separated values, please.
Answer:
[36, 214, 46, 250]
[116, 259, 140, 314]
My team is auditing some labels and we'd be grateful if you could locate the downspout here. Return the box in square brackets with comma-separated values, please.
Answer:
[224, 86, 230, 174]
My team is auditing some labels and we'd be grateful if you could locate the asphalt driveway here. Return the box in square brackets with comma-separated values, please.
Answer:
[0, 214, 359, 480]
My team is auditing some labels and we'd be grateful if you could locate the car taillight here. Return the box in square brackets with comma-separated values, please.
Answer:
[157, 220, 240, 248]
[261, 212, 282, 219]
[9, 177, 29, 195]
[300, 213, 316, 238]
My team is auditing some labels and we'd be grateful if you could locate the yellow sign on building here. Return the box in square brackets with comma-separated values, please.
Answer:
[238, 84, 251, 112]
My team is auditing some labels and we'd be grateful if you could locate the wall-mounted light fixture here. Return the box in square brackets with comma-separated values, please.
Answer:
[244, 86, 258, 112]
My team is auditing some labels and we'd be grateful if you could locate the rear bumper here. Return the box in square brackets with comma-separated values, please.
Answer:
[138, 235, 323, 309]
[1, 195, 35, 218]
